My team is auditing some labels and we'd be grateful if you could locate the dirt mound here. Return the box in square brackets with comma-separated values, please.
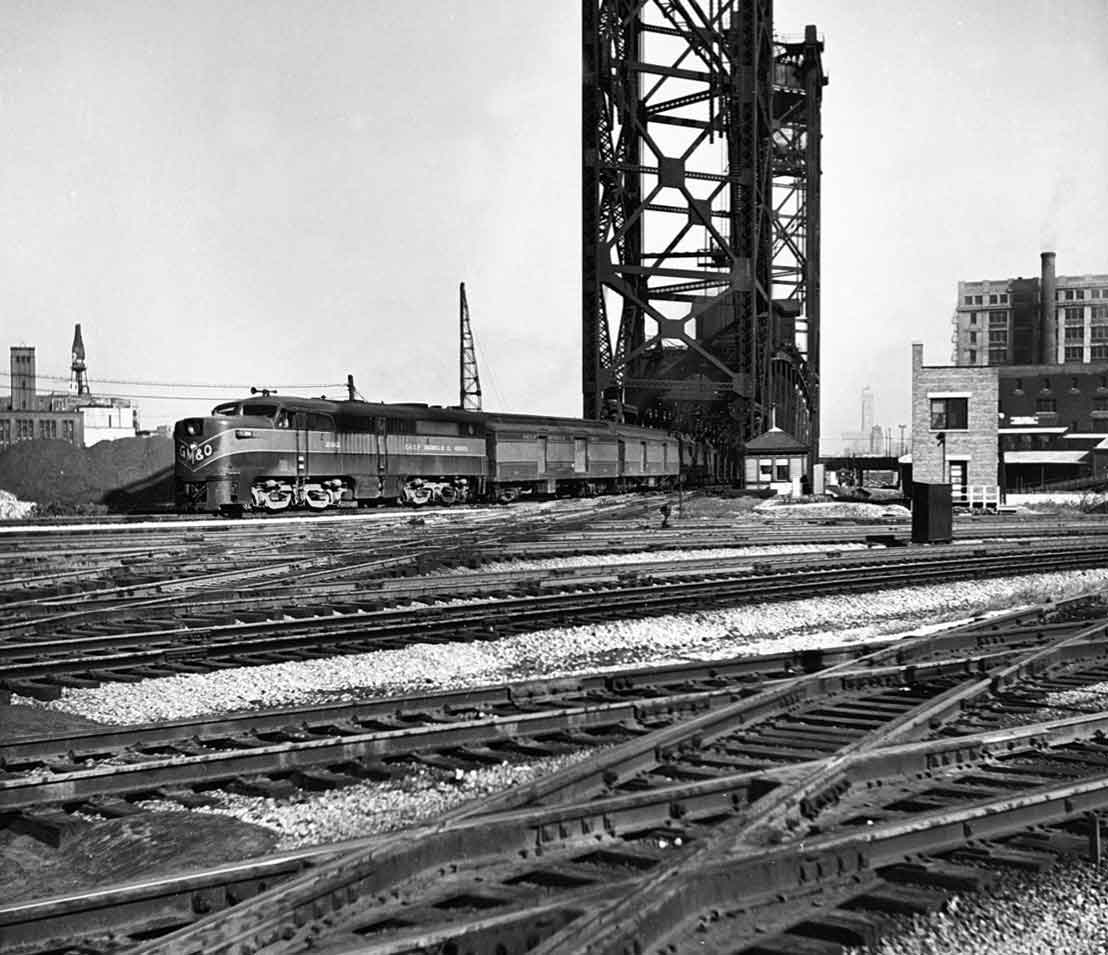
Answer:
[0, 436, 174, 514]
[0, 811, 277, 904]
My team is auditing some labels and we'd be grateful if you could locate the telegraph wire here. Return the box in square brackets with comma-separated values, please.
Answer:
[0, 370, 348, 391]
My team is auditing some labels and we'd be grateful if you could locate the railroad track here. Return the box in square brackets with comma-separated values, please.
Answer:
[4, 536, 1108, 698]
[7, 596, 1108, 953]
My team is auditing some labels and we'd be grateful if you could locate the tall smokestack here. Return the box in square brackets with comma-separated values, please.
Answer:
[1041, 251, 1057, 364]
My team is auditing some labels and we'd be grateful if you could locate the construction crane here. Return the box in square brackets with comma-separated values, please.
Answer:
[459, 282, 482, 411]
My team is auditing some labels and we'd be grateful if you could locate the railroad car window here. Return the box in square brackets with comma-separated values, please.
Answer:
[387, 418, 414, 434]
[242, 402, 278, 419]
[213, 402, 240, 416]
[306, 413, 334, 431]
[416, 420, 459, 436]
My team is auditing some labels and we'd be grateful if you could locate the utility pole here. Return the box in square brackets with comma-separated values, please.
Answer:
[459, 282, 483, 411]
[898, 423, 906, 456]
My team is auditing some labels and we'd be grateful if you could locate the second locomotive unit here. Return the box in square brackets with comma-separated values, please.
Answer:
[174, 396, 681, 512]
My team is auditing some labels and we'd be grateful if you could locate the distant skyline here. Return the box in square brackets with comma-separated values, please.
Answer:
[1, 1, 1106, 446]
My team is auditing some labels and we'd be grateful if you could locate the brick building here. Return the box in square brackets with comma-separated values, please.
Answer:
[952, 252, 1108, 367]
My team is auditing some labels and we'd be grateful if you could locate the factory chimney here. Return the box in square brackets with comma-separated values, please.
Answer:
[1040, 252, 1057, 364]
[70, 323, 90, 396]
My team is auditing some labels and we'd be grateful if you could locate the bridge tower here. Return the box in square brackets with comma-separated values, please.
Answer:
[582, 1, 825, 474]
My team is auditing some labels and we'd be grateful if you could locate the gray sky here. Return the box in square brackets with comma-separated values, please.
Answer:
[1, 1, 1106, 447]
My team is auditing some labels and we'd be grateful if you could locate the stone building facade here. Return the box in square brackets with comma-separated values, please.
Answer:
[910, 343, 998, 493]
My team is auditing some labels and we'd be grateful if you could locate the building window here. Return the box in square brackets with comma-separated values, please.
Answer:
[1065, 346, 1084, 362]
[988, 329, 1008, 343]
[930, 397, 968, 430]
[1093, 290, 1101, 299]
[969, 331, 978, 344]
[38, 419, 57, 440]
[1036, 398, 1057, 414]
[968, 349, 977, 363]
[1091, 325, 1108, 342]
[974, 295, 983, 305]
[989, 293, 998, 304]
[1065, 324, 1085, 341]
[968, 313, 977, 325]
[1014, 378, 1023, 392]
[1095, 397, 1108, 412]
[989, 310, 1008, 325]
[964, 295, 973, 305]
[1093, 305, 1108, 321]
[1077, 290, 1086, 300]
[1065, 307, 1084, 323]
[0, 421, 10, 445]
[1065, 290, 1075, 301]
[63, 420, 75, 443]
[1093, 345, 1108, 361]
[1000, 293, 1009, 303]
[16, 419, 33, 440]
[988, 348, 1008, 364]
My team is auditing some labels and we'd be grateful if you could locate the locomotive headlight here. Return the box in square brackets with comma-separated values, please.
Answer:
[235, 429, 255, 439]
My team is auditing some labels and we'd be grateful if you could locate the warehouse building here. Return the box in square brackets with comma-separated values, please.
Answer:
[951, 252, 1108, 367]
[0, 327, 138, 449]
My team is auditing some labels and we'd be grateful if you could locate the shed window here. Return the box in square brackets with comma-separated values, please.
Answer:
[930, 397, 967, 430]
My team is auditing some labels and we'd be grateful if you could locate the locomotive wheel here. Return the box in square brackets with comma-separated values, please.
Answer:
[406, 484, 432, 506]
[438, 485, 457, 506]
[263, 492, 292, 511]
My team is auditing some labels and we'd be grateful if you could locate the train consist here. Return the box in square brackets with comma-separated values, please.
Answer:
[174, 396, 703, 512]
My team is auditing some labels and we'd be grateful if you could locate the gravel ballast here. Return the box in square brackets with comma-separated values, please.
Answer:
[851, 863, 1108, 955]
[17, 569, 1108, 725]
[137, 751, 592, 851]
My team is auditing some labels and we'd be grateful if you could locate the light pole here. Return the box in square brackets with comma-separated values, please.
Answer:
[898, 424, 906, 456]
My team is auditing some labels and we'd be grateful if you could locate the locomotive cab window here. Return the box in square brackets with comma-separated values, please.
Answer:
[241, 402, 278, 420]
[213, 402, 240, 416]
[929, 397, 968, 430]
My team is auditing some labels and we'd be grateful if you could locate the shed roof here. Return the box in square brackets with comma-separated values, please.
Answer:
[745, 426, 808, 453]
[1003, 450, 1088, 464]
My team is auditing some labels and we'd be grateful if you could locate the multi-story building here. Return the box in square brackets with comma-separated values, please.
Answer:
[952, 253, 1108, 367]
[0, 327, 138, 450]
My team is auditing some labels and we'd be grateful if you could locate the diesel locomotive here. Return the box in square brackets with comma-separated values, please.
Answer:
[174, 395, 684, 512]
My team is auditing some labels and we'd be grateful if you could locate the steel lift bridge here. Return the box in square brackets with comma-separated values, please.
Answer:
[582, 0, 826, 476]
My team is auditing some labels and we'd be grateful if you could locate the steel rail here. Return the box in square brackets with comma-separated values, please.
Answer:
[121, 707, 1108, 955]
[9, 702, 1108, 954]
[0, 648, 1041, 813]
[101, 600, 1086, 953]
[0, 643, 881, 767]
[3, 542, 1104, 690]
[532, 615, 1108, 954]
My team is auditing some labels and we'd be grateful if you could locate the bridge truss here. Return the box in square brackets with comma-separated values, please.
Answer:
[582, 0, 825, 471]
